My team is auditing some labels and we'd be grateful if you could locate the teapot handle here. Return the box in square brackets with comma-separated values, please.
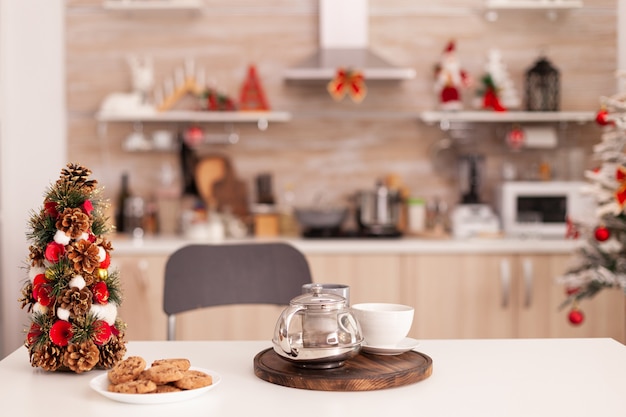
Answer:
[277, 304, 305, 357]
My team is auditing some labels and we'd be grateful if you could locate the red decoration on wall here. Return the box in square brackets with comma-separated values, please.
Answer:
[239, 65, 270, 111]
[327, 68, 367, 103]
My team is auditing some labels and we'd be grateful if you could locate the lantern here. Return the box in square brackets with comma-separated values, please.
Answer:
[524, 56, 560, 111]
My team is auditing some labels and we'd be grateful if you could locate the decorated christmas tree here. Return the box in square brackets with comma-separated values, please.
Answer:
[18, 163, 127, 372]
[558, 76, 626, 325]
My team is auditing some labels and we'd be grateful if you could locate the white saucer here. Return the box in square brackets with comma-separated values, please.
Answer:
[361, 337, 420, 355]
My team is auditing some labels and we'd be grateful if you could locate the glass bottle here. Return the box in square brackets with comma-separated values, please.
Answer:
[115, 173, 131, 233]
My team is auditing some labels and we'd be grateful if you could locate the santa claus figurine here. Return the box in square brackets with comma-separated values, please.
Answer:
[434, 41, 472, 111]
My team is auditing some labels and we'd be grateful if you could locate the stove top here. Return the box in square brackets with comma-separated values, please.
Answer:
[301, 227, 402, 239]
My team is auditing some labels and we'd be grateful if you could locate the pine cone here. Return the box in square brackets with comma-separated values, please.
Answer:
[28, 245, 45, 268]
[97, 335, 127, 369]
[64, 340, 100, 373]
[30, 342, 65, 371]
[67, 240, 100, 274]
[18, 282, 34, 311]
[59, 287, 92, 317]
[59, 163, 97, 192]
[56, 207, 91, 239]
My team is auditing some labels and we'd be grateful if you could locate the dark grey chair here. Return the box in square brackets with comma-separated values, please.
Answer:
[163, 242, 312, 340]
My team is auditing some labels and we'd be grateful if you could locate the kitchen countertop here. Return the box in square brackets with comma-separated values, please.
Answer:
[111, 234, 582, 256]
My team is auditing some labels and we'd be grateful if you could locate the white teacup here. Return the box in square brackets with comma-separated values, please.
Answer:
[351, 303, 414, 348]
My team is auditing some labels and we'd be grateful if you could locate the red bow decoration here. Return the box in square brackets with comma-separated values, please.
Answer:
[327, 68, 367, 103]
[615, 166, 626, 207]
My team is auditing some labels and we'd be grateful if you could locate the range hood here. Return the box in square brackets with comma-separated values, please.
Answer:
[283, 0, 416, 82]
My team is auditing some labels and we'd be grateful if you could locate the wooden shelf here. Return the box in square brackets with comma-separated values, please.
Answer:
[96, 110, 292, 124]
[420, 110, 595, 126]
[485, 0, 583, 10]
[102, 0, 203, 12]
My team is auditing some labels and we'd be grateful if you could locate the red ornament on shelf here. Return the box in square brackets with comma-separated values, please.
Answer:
[506, 126, 525, 150]
[568, 308, 584, 326]
[594, 226, 610, 242]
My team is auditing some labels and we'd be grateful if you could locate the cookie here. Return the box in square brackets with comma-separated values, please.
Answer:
[144, 363, 184, 384]
[108, 379, 157, 394]
[154, 384, 183, 393]
[108, 356, 146, 385]
[173, 370, 213, 390]
[151, 358, 191, 372]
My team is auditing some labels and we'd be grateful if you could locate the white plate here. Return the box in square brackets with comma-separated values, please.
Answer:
[90, 367, 221, 404]
[361, 337, 420, 355]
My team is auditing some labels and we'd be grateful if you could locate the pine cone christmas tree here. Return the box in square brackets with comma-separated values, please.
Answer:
[20, 163, 127, 373]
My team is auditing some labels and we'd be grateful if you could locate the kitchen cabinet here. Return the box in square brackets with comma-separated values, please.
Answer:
[113, 248, 624, 343]
[306, 254, 404, 304]
[403, 253, 625, 342]
[115, 255, 168, 341]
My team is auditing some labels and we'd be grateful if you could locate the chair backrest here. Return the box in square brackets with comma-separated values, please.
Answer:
[163, 242, 312, 339]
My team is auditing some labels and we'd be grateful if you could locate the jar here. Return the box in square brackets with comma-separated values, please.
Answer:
[407, 197, 426, 234]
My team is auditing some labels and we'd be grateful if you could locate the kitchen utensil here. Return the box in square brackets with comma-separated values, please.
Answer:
[272, 285, 362, 369]
[459, 154, 484, 204]
[194, 155, 227, 207]
[355, 180, 402, 236]
[294, 206, 348, 230]
[302, 283, 350, 305]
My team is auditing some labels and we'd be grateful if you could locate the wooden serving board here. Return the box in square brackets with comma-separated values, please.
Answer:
[253, 348, 433, 391]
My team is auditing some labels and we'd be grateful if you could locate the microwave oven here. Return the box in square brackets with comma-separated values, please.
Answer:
[497, 181, 594, 238]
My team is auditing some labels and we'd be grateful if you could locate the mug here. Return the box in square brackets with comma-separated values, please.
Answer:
[302, 283, 350, 305]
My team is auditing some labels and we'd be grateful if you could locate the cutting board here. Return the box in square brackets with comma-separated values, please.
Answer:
[195, 156, 227, 206]
[253, 348, 432, 391]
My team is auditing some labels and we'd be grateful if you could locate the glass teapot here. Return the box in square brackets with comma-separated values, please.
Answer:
[272, 285, 363, 369]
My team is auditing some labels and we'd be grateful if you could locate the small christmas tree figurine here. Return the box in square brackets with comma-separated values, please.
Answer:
[475, 49, 521, 112]
[558, 73, 626, 325]
[19, 163, 127, 372]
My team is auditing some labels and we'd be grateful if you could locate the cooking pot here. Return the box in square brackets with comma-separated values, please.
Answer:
[356, 181, 402, 235]
[294, 207, 347, 230]
[272, 285, 362, 369]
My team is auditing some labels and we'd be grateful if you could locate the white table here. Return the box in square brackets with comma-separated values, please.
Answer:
[1, 338, 625, 417]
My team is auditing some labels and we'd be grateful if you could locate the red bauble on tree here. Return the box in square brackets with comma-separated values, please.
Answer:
[568, 307, 585, 326]
[595, 108, 613, 126]
[594, 225, 610, 242]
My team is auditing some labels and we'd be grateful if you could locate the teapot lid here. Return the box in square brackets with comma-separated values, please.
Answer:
[290, 284, 346, 310]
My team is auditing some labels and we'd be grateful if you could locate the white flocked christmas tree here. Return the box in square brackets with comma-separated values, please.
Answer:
[558, 72, 626, 325]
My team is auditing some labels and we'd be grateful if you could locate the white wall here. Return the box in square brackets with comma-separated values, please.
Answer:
[617, 0, 626, 92]
[0, 1, 66, 359]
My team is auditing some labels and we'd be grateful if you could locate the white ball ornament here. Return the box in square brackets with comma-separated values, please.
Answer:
[53, 230, 71, 246]
[28, 266, 46, 282]
[68, 275, 86, 290]
[32, 302, 48, 316]
[98, 246, 106, 262]
[57, 307, 70, 321]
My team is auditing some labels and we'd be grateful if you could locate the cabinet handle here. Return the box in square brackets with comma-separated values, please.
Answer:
[500, 258, 511, 309]
[137, 258, 149, 289]
[522, 258, 533, 308]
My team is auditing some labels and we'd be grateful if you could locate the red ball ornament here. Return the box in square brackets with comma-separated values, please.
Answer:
[594, 226, 610, 242]
[595, 108, 613, 126]
[506, 127, 525, 150]
[49, 320, 73, 346]
[568, 308, 584, 326]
